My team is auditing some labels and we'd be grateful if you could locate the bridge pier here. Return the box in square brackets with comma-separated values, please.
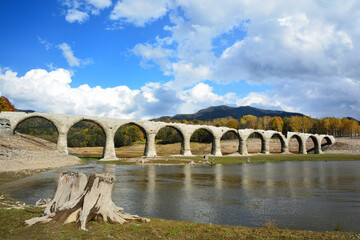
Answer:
[100, 130, 118, 161]
[238, 138, 248, 155]
[300, 138, 307, 154]
[57, 128, 68, 154]
[211, 137, 222, 156]
[145, 132, 157, 158]
[282, 143, 289, 154]
[181, 134, 192, 156]
[263, 138, 270, 154]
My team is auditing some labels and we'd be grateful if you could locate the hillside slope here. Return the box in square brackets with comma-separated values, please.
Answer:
[161, 105, 304, 121]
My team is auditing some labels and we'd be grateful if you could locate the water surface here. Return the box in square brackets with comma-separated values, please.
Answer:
[1, 161, 359, 232]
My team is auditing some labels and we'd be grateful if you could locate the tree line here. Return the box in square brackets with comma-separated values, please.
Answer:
[158, 115, 360, 138]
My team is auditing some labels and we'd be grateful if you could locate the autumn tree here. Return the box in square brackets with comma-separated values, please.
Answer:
[289, 116, 301, 132]
[241, 115, 258, 129]
[0, 96, 15, 111]
[329, 117, 342, 137]
[226, 118, 239, 129]
[272, 116, 284, 132]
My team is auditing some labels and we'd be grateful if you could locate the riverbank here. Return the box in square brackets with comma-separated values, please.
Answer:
[0, 133, 81, 173]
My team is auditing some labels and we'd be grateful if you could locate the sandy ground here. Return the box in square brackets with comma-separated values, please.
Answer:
[0, 133, 80, 173]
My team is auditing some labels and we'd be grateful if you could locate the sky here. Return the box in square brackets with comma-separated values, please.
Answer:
[1, 0, 360, 120]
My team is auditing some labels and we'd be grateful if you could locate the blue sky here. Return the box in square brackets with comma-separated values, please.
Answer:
[1, 0, 360, 120]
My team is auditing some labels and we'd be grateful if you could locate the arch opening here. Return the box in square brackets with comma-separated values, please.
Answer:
[306, 136, 318, 154]
[190, 128, 214, 155]
[114, 123, 146, 158]
[269, 133, 285, 154]
[321, 137, 332, 152]
[220, 130, 240, 155]
[246, 132, 264, 154]
[15, 117, 59, 144]
[289, 135, 302, 153]
[155, 126, 184, 156]
[67, 120, 106, 159]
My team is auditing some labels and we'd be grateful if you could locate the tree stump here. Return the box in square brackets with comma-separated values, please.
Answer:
[25, 172, 150, 230]
[44, 172, 87, 215]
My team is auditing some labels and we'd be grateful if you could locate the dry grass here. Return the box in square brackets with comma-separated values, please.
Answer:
[0, 207, 359, 240]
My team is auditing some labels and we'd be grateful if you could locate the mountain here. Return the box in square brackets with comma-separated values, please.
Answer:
[159, 105, 304, 121]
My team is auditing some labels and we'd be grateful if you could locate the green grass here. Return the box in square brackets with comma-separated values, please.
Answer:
[0, 207, 359, 240]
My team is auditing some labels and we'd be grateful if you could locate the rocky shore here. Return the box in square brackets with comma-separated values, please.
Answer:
[0, 133, 80, 173]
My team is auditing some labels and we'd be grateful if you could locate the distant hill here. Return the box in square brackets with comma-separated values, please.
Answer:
[159, 105, 304, 121]
[15, 109, 35, 113]
[347, 117, 360, 125]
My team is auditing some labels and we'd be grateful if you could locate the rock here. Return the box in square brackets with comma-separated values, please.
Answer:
[141, 158, 149, 163]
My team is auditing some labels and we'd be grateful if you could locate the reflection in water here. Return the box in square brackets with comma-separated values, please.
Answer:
[214, 164, 222, 189]
[1, 161, 360, 232]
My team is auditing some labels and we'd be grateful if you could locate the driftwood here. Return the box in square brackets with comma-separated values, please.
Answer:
[25, 172, 150, 230]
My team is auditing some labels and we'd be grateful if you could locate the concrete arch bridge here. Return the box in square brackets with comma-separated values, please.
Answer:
[0, 112, 335, 161]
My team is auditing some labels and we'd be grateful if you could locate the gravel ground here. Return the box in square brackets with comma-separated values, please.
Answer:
[0, 133, 80, 173]
[323, 137, 360, 154]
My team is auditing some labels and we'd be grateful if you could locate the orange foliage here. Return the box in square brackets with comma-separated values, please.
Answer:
[0, 96, 15, 111]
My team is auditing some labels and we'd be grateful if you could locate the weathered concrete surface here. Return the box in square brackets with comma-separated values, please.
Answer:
[0, 112, 336, 161]
[0, 118, 12, 136]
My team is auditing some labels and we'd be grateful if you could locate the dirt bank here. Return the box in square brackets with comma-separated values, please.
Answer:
[323, 137, 360, 154]
[0, 133, 80, 173]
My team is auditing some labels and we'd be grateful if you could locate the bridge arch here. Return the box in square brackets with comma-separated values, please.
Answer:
[13, 114, 60, 135]
[220, 129, 241, 155]
[67, 119, 107, 158]
[155, 125, 185, 156]
[13, 115, 59, 143]
[268, 132, 287, 153]
[288, 133, 304, 154]
[190, 127, 215, 155]
[320, 135, 334, 152]
[245, 130, 266, 154]
[305, 135, 320, 154]
[114, 122, 148, 157]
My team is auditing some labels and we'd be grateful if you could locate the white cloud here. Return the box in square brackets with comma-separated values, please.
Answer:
[65, 9, 89, 23]
[124, 0, 360, 119]
[57, 43, 92, 67]
[86, 0, 112, 9]
[132, 42, 174, 73]
[110, 0, 168, 26]
[62, 0, 112, 23]
[0, 68, 243, 119]
[178, 83, 236, 114]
